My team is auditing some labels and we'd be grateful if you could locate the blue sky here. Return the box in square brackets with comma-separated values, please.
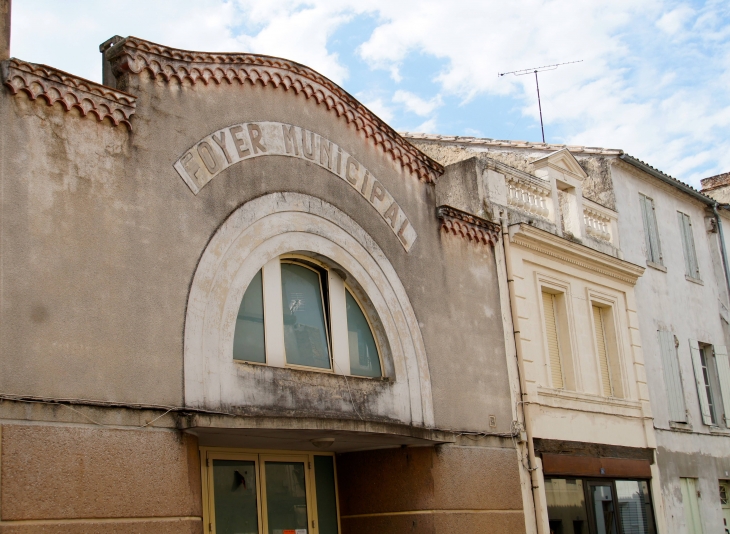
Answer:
[10, 0, 730, 187]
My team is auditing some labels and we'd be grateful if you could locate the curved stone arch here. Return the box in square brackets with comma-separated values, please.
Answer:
[184, 192, 434, 427]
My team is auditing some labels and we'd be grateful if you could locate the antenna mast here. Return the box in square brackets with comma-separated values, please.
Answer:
[499, 60, 582, 143]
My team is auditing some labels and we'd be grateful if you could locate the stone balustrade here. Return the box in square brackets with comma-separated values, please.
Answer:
[506, 175, 551, 219]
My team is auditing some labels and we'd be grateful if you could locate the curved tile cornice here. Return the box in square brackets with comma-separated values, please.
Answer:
[1, 58, 137, 128]
[106, 37, 443, 183]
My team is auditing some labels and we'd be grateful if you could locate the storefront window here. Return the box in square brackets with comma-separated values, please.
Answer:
[546, 478, 656, 534]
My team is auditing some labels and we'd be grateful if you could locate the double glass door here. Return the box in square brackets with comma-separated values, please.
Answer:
[204, 450, 339, 534]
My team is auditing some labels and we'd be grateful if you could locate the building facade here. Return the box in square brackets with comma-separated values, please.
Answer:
[0, 31, 528, 534]
[409, 133, 730, 534]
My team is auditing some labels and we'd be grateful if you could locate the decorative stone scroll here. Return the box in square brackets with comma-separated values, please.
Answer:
[1, 58, 137, 128]
[174, 121, 417, 251]
[436, 206, 501, 247]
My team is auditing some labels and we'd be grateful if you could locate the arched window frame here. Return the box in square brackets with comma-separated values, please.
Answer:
[235, 252, 386, 378]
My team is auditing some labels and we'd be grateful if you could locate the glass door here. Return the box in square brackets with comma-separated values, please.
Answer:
[260, 455, 314, 534]
[587, 482, 619, 534]
[208, 454, 262, 534]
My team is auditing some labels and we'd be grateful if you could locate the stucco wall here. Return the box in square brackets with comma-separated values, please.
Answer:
[0, 62, 512, 432]
[611, 160, 730, 533]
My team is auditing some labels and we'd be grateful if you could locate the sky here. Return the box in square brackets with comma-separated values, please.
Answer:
[9, 0, 730, 187]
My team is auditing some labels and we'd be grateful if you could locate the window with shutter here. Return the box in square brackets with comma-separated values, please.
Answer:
[658, 330, 687, 422]
[639, 194, 663, 265]
[689, 339, 714, 425]
[677, 211, 701, 280]
[593, 305, 613, 397]
[542, 291, 564, 389]
[714, 346, 730, 427]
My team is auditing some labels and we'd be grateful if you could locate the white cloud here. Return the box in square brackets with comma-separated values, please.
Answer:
[392, 90, 442, 116]
[357, 95, 395, 123]
[656, 5, 696, 35]
[9, 0, 730, 185]
[414, 118, 438, 133]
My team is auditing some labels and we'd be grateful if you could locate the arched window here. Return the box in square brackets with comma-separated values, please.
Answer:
[233, 255, 383, 378]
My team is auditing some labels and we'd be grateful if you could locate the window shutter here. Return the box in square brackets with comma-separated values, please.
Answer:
[689, 339, 713, 425]
[542, 292, 563, 389]
[640, 195, 654, 262]
[714, 345, 730, 426]
[593, 306, 613, 396]
[647, 198, 662, 263]
[678, 212, 700, 279]
[658, 331, 686, 422]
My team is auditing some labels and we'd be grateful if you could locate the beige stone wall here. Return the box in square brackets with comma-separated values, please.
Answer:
[0, 424, 203, 533]
[337, 442, 526, 534]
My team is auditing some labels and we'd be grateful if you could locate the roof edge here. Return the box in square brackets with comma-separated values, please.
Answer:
[619, 154, 716, 207]
[105, 36, 444, 182]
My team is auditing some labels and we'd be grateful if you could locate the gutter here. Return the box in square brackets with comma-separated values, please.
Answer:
[619, 153, 730, 299]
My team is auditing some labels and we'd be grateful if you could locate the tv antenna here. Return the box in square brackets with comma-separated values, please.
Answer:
[499, 60, 582, 143]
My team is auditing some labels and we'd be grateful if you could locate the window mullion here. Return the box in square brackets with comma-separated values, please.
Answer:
[262, 257, 287, 368]
[328, 270, 350, 376]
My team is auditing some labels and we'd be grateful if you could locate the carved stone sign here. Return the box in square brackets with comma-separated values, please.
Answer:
[174, 121, 417, 251]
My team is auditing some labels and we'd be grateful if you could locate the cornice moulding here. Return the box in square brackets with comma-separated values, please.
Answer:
[436, 205, 501, 247]
[1, 58, 137, 128]
[510, 223, 644, 284]
[106, 37, 443, 183]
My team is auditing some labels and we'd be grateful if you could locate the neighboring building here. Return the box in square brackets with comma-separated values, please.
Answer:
[408, 133, 730, 534]
[413, 138, 661, 534]
[0, 17, 533, 534]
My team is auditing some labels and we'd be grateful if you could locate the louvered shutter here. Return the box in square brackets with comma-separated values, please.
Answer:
[658, 330, 687, 422]
[640, 195, 663, 264]
[689, 339, 713, 425]
[678, 212, 700, 279]
[542, 292, 564, 389]
[593, 306, 613, 396]
[714, 345, 730, 426]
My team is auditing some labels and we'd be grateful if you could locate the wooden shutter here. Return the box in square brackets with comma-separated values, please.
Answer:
[689, 339, 713, 425]
[658, 330, 687, 422]
[593, 305, 612, 396]
[542, 292, 564, 389]
[680, 478, 704, 534]
[640, 194, 662, 264]
[714, 345, 730, 426]
[678, 212, 700, 279]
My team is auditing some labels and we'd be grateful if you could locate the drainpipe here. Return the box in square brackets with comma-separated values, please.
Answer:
[712, 203, 730, 300]
[501, 216, 545, 534]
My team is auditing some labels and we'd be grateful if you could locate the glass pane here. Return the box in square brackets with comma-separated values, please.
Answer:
[616, 480, 655, 534]
[233, 270, 266, 363]
[346, 291, 381, 377]
[591, 484, 618, 534]
[314, 456, 339, 534]
[281, 263, 331, 369]
[264, 461, 308, 534]
[212, 459, 259, 534]
[545, 478, 588, 534]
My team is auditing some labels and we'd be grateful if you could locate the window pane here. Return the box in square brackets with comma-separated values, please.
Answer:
[616, 480, 655, 534]
[233, 270, 266, 363]
[264, 461, 308, 534]
[314, 456, 339, 534]
[545, 478, 589, 534]
[346, 290, 381, 377]
[281, 263, 331, 369]
[591, 484, 618, 534]
[212, 459, 259, 534]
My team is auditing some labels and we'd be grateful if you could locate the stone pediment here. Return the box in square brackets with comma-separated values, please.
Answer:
[104, 36, 443, 183]
[532, 148, 588, 180]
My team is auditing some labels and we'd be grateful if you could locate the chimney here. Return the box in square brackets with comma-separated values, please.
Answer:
[1, 0, 10, 61]
[701, 172, 730, 204]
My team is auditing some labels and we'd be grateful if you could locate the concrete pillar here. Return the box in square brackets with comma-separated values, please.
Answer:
[0, 0, 10, 61]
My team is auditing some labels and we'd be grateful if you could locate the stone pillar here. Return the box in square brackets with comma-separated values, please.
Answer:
[0, 0, 10, 61]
